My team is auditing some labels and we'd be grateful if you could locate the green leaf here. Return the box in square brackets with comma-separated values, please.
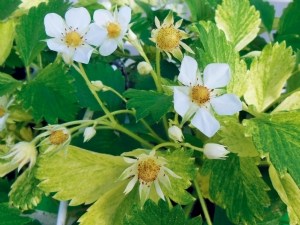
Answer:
[201, 155, 270, 224]
[269, 165, 300, 225]
[71, 61, 125, 111]
[159, 149, 196, 205]
[9, 168, 44, 211]
[0, 203, 32, 225]
[278, 0, 300, 36]
[17, 62, 78, 123]
[287, 50, 300, 92]
[249, 0, 275, 32]
[15, 0, 70, 66]
[0, 179, 10, 203]
[195, 22, 248, 96]
[185, 0, 215, 21]
[0, 19, 15, 65]
[215, 0, 261, 51]
[36, 145, 128, 206]
[218, 118, 259, 157]
[244, 111, 300, 186]
[0, 0, 21, 21]
[124, 89, 173, 122]
[244, 42, 295, 112]
[0, 72, 22, 96]
[78, 182, 139, 225]
[273, 91, 300, 113]
[123, 199, 202, 225]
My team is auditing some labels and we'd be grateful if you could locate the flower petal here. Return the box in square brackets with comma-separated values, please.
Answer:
[173, 86, 193, 117]
[85, 23, 106, 46]
[44, 13, 66, 38]
[93, 9, 113, 27]
[203, 63, 230, 89]
[61, 48, 75, 64]
[154, 180, 165, 200]
[139, 184, 151, 205]
[46, 38, 66, 53]
[178, 55, 198, 86]
[65, 7, 91, 33]
[73, 44, 94, 64]
[117, 6, 131, 29]
[203, 143, 229, 160]
[99, 39, 118, 56]
[124, 176, 138, 194]
[210, 94, 242, 115]
[191, 108, 220, 137]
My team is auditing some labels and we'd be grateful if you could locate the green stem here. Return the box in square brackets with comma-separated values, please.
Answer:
[152, 142, 179, 151]
[104, 86, 127, 103]
[73, 63, 116, 123]
[26, 66, 31, 81]
[193, 180, 213, 225]
[140, 119, 166, 143]
[155, 49, 162, 92]
[113, 123, 153, 149]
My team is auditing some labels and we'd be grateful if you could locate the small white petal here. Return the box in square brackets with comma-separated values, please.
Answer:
[73, 44, 94, 64]
[99, 39, 118, 56]
[65, 7, 91, 33]
[139, 184, 151, 204]
[173, 87, 193, 118]
[191, 108, 220, 137]
[44, 13, 66, 38]
[164, 167, 181, 179]
[203, 63, 231, 89]
[61, 48, 75, 64]
[85, 23, 106, 46]
[154, 180, 165, 200]
[124, 176, 138, 194]
[0, 114, 9, 132]
[178, 56, 198, 86]
[117, 6, 131, 29]
[123, 157, 137, 164]
[93, 9, 113, 27]
[46, 38, 66, 53]
[211, 94, 242, 115]
[83, 127, 96, 142]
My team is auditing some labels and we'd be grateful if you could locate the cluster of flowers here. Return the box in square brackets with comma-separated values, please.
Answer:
[0, 5, 242, 203]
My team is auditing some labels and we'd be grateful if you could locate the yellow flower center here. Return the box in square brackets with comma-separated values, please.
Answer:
[65, 31, 83, 47]
[107, 22, 121, 39]
[156, 26, 181, 51]
[49, 130, 69, 145]
[138, 158, 161, 183]
[191, 85, 210, 105]
[0, 107, 5, 118]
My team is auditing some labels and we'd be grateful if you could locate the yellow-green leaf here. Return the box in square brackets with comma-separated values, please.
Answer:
[215, 0, 261, 51]
[273, 91, 300, 113]
[244, 42, 295, 112]
[269, 165, 300, 225]
[0, 19, 15, 65]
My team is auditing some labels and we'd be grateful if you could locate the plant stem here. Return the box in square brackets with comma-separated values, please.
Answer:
[140, 119, 166, 143]
[25, 66, 31, 81]
[73, 63, 116, 123]
[193, 180, 213, 225]
[104, 86, 128, 103]
[155, 49, 162, 92]
[152, 142, 179, 151]
[56, 201, 68, 225]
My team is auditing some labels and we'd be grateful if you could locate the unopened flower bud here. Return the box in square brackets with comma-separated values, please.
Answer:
[83, 127, 96, 142]
[91, 80, 104, 91]
[128, 29, 137, 42]
[168, 125, 184, 142]
[203, 143, 229, 160]
[137, 61, 152, 75]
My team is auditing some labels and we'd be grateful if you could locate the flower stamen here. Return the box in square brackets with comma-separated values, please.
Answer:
[138, 158, 160, 183]
[156, 26, 181, 52]
[49, 130, 69, 145]
[191, 85, 210, 105]
[107, 22, 121, 38]
[65, 31, 83, 47]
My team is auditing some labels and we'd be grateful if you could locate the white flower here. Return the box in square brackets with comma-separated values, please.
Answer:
[38, 125, 71, 153]
[168, 125, 184, 142]
[173, 56, 242, 137]
[0, 96, 14, 132]
[119, 150, 180, 204]
[93, 6, 131, 56]
[83, 127, 96, 142]
[44, 7, 102, 64]
[203, 143, 230, 160]
[1, 142, 37, 171]
[150, 12, 193, 60]
[137, 61, 152, 75]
